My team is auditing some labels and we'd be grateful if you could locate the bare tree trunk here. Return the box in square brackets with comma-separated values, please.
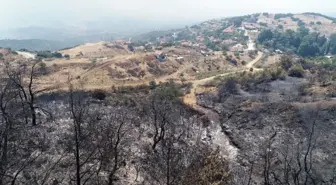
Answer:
[70, 90, 82, 185]
[0, 84, 11, 185]
[166, 146, 171, 185]
[0, 128, 8, 185]
[28, 64, 37, 126]
[107, 127, 120, 185]
[75, 124, 81, 185]
[247, 163, 254, 185]
[263, 131, 276, 185]
[6, 61, 40, 126]
[303, 114, 317, 185]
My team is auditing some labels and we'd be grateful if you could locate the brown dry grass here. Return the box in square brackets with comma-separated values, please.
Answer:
[257, 14, 336, 36]
[294, 14, 336, 36]
[37, 44, 245, 92]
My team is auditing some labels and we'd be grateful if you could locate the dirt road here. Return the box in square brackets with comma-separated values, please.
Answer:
[183, 52, 263, 106]
[181, 52, 264, 160]
[17, 51, 36, 59]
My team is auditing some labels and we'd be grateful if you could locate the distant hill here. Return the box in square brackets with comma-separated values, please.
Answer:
[0, 39, 64, 51]
[0, 16, 193, 51]
[2, 12, 335, 52]
[0, 32, 118, 51]
[134, 12, 336, 42]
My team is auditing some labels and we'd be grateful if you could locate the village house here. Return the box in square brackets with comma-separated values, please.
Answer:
[243, 23, 259, 30]
[223, 26, 234, 33]
[176, 57, 185, 63]
[230, 43, 245, 52]
[211, 39, 221, 44]
[192, 43, 200, 48]
[180, 41, 192, 47]
[159, 41, 167, 46]
[199, 44, 208, 51]
[221, 39, 234, 45]
[145, 42, 154, 49]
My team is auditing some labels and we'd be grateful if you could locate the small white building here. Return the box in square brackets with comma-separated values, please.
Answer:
[176, 57, 185, 62]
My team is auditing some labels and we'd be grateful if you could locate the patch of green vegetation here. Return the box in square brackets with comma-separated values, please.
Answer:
[222, 45, 229, 52]
[274, 13, 294, 19]
[306, 56, 336, 69]
[258, 27, 329, 57]
[329, 34, 336, 55]
[149, 81, 157, 90]
[228, 17, 244, 27]
[234, 52, 240, 59]
[205, 39, 220, 51]
[153, 80, 183, 102]
[259, 22, 268, 27]
[37, 51, 63, 58]
[297, 20, 305, 27]
[262, 12, 269, 16]
[213, 67, 287, 92]
[291, 17, 300, 22]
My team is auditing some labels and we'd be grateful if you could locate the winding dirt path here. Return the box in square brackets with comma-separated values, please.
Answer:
[183, 51, 263, 106]
[181, 52, 263, 159]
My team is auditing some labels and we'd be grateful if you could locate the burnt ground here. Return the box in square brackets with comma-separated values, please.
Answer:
[196, 76, 336, 183]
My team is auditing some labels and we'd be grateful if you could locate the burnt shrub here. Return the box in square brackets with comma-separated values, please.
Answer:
[149, 81, 157, 90]
[91, 90, 107, 100]
[288, 65, 305, 78]
[280, 55, 294, 71]
[218, 78, 238, 101]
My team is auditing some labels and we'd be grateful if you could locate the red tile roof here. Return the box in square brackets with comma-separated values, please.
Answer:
[223, 26, 234, 33]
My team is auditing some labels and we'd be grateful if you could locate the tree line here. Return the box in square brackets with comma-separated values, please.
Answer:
[258, 27, 336, 57]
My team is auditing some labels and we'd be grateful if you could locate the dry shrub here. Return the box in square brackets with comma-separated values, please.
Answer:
[129, 58, 142, 66]
[127, 67, 142, 78]
[143, 55, 156, 62]
[107, 67, 127, 79]
[116, 60, 136, 69]
[182, 148, 232, 185]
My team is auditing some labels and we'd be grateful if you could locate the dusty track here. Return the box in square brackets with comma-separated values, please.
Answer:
[179, 52, 263, 160]
[183, 52, 263, 106]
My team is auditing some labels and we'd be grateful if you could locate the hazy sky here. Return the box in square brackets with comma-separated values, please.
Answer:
[0, 0, 335, 28]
